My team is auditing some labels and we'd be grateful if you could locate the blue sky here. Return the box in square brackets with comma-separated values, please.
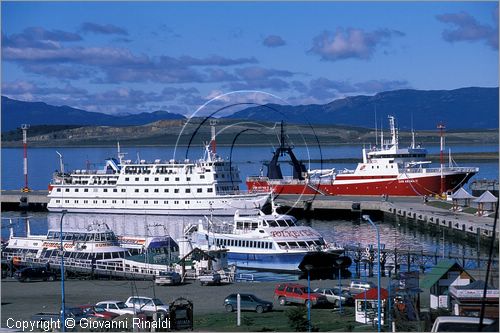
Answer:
[2, 1, 498, 116]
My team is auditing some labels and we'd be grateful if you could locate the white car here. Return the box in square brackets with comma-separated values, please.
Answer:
[96, 300, 136, 316]
[313, 288, 354, 307]
[125, 296, 169, 316]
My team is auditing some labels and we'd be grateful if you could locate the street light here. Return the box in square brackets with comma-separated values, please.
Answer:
[386, 264, 394, 331]
[362, 214, 381, 333]
[360, 258, 369, 324]
[60, 209, 68, 332]
[304, 264, 313, 332]
[335, 258, 345, 314]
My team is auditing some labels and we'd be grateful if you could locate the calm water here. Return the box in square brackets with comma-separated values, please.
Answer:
[1, 144, 497, 279]
[1, 144, 498, 191]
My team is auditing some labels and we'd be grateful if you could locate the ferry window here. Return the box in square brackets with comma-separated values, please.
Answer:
[200, 175, 205, 179]
[165, 177, 169, 181]
[174, 189, 179, 193]
[155, 177, 159, 181]
[75, 189, 79, 192]
[197, 188, 202, 193]
[56, 200, 60, 203]
[104, 253, 111, 259]
[135, 177, 139, 181]
[125, 177, 129, 181]
[144, 189, 149, 193]
[164, 189, 169, 193]
[207, 188, 213, 193]
[175, 177, 180, 181]
[268, 220, 278, 227]
[154, 200, 158, 204]
[57, 188, 61, 192]
[251, 223, 258, 229]
[297, 241, 307, 247]
[133, 200, 138, 204]
[144, 201, 148, 204]
[185, 189, 191, 193]
[103, 189, 108, 192]
[135, 189, 139, 193]
[145, 178, 149, 181]
[84, 189, 89, 192]
[187, 177, 191, 181]
[84, 200, 88, 204]
[113, 189, 117, 192]
[103, 200, 107, 203]
[65, 189, 70, 192]
[154, 189, 159, 193]
[185, 201, 190, 204]
[93, 200, 98, 204]
[277, 242, 287, 249]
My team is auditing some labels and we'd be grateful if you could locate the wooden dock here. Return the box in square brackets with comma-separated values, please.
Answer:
[275, 195, 498, 241]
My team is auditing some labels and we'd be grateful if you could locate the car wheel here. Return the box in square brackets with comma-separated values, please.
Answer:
[25, 277, 30, 282]
[48, 275, 56, 281]
[278, 297, 287, 306]
[255, 305, 264, 314]
[225, 304, 233, 312]
[334, 300, 340, 308]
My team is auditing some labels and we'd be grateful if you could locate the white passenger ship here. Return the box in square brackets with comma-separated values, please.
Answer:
[47, 144, 269, 215]
[185, 209, 351, 273]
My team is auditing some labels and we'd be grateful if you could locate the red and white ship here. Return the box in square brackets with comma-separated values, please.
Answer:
[246, 116, 479, 197]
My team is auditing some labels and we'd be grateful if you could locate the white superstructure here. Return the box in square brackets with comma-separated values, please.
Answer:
[47, 144, 269, 215]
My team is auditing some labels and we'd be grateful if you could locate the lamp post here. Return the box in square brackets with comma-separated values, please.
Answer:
[360, 258, 369, 324]
[335, 258, 344, 314]
[60, 209, 68, 332]
[363, 215, 381, 333]
[386, 264, 394, 331]
[304, 264, 313, 332]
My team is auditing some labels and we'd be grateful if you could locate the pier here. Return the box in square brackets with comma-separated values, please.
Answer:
[275, 195, 499, 241]
[1, 190, 49, 211]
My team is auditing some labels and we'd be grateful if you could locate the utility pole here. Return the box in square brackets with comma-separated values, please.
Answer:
[21, 124, 30, 192]
[437, 123, 446, 196]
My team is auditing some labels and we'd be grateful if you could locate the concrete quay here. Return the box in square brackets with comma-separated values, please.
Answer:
[1, 190, 49, 211]
[275, 195, 498, 241]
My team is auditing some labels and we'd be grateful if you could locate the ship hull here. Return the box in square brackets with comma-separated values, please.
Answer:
[227, 251, 348, 273]
[247, 171, 477, 197]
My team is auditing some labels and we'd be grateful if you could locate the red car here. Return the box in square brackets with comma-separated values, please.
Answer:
[78, 305, 119, 320]
[273, 283, 328, 307]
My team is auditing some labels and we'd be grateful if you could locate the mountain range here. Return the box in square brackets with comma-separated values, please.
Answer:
[1, 96, 185, 132]
[2, 87, 498, 132]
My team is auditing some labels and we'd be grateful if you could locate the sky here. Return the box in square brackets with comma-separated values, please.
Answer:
[1, 1, 498, 116]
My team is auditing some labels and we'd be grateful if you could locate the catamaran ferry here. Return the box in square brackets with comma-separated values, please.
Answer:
[47, 142, 269, 215]
[185, 209, 351, 273]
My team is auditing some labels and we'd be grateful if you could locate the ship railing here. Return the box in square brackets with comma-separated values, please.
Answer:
[407, 167, 480, 174]
[246, 176, 269, 181]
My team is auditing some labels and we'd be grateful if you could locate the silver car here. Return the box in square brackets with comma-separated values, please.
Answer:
[313, 288, 354, 307]
[96, 300, 136, 316]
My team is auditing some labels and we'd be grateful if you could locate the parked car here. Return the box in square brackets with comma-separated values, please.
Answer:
[155, 271, 182, 286]
[273, 283, 328, 307]
[349, 280, 376, 293]
[223, 294, 273, 313]
[313, 287, 354, 307]
[95, 300, 136, 316]
[125, 296, 169, 316]
[431, 316, 498, 332]
[78, 304, 119, 320]
[14, 267, 57, 282]
[31, 307, 86, 330]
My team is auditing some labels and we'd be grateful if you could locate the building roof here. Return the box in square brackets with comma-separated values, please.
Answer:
[354, 288, 389, 300]
[473, 190, 498, 203]
[420, 260, 470, 289]
[451, 187, 474, 200]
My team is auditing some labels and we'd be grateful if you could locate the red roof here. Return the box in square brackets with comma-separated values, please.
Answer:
[354, 288, 389, 300]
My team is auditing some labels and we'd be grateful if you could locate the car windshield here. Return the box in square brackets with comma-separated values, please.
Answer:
[152, 298, 164, 306]
[116, 302, 128, 309]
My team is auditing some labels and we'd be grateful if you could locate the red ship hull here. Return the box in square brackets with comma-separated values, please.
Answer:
[247, 171, 476, 197]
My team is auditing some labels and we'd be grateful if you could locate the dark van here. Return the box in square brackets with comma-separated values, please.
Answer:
[14, 267, 57, 282]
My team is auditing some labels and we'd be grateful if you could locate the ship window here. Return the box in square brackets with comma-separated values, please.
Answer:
[56, 200, 60, 203]
[135, 189, 139, 193]
[84, 189, 89, 192]
[135, 177, 139, 181]
[155, 177, 159, 181]
[251, 223, 258, 229]
[185, 189, 191, 193]
[65, 189, 70, 192]
[277, 242, 287, 249]
[125, 177, 129, 181]
[57, 188, 61, 192]
[297, 241, 307, 247]
[197, 188, 202, 193]
[145, 178, 149, 181]
[133, 200, 138, 204]
[75, 189, 79, 192]
[154, 189, 159, 193]
[174, 189, 179, 193]
[103, 189, 108, 192]
[104, 253, 111, 260]
[207, 188, 213, 193]
[200, 175, 205, 179]
[165, 177, 169, 181]
[113, 189, 117, 192]
[144, 201, 148, 204]
[175, 177, 180, 181]
[154, 200, 158, 204]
